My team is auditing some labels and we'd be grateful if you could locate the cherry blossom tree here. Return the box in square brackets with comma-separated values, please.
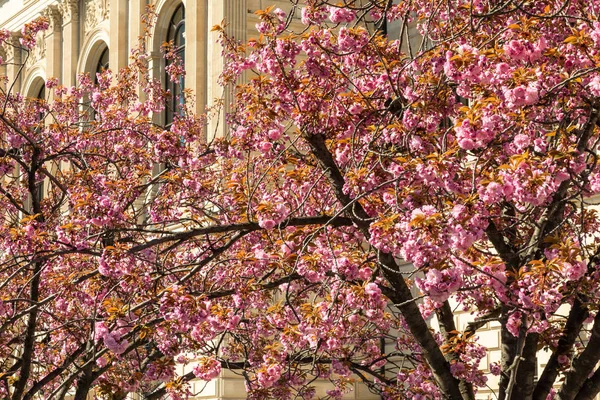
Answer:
[4, 0, 600, 399]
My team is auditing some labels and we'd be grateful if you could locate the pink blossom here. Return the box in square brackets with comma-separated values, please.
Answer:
[490, 362, 501, 376]
[504, 40, 528, 61]
[267, 128, 282, 140]
[259, 218, 277, 230]
[103, 333, 129, 355]
[0, 29, 9, 47]
[364, 282, 381, 298]
[513, 134, 531, 151]
[504, 85, 539, 108]
[589, 75, 600, 97]
[563, 261, 586, 281]
[591, 22, 600, 46]
[259, 141, 273, 153]
[257, 363, 282, 388]
[415, 268, 463, 303]
[192, 357, 222, 381]
[506, 312, 522, 337]
[479, 181, 504, 204]
[329, 6, 356, 23]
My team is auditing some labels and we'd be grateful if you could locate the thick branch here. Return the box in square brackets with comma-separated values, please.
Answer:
[203, 273, 303, 298]
[512, 332, 538, 400]
[498, 306, 518, 400]
[465, 307, 501, 336]
[436, 301, 475, 400]
[574, 367, 600, 400]
[10, 262, 41, 400]
[558, 311, 600, 400]
[304, 133, 465, 400]
[129, 215, 353, 253]
[485, 220, 520, 270]
[22, 343, 86, 400]
[533, 298, 589, 400]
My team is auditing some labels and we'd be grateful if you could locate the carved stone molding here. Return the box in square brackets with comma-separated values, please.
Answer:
[59, 0, 79, 24]
[44, 6, 63, 33]
[2, 33, 21, 62]
[24, 30, 46, 70]
[84, 0, 110, 35]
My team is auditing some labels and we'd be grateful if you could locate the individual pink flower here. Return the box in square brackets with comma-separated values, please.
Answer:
[479, 181, 504, 204]
[490, 362, 501, 376]
[257, 363, 282, 388]
[563, 261, 586, 281]
[329, 6, 356, 23]
[45, 77, 58, 89]
[415, 268, 463, 303]
[504, 85, 539, 108]
[259, 218, 277, 230]
[513, 134, 531, 152]
[589, 75, 600, 97]
[259, 141, 273, 153]
[0, 29, 9, 47]
[103, 333, 129, 355]
[506, 311, 522, 337]
[504, 39, 528, 61]
[193, 356, 222, 381]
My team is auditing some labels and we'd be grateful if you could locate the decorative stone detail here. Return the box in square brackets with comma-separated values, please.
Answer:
[59, 0, 79, 24]
[44, 6, 63, 33]
[2, 33, 21, 63]
[84, 0, 110, 35]
[24, 30, 45, 70]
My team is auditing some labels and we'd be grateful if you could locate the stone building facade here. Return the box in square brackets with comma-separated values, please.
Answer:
[0, 0, 313, 136]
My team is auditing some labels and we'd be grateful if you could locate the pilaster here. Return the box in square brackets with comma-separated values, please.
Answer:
[129, 0, 146, 53]
[109, 0, 128, 72]
[184, 0, 207, 117]
[0, 48, 6, 92]
[4, 33, 22, 93]
[59, 0, 79, 87]
[207, 0, 247, 140]
[44, 5, 63, 94]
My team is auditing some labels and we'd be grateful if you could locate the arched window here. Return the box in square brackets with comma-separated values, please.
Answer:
[95, 47, 109, 83]
[23, 80, 46, 212]
[35, 83, 45, 207]
[36, 85, 45, 102]
[165, 4, 185, 127]
[36, 84, 45, 122]
[92, 46, 109, 120]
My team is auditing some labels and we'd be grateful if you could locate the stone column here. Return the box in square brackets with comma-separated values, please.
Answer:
[110, 0, 129, 72]
[129, 0, 147, 100]
[148, 50, 162, 124]
[206, 0, 246, 140]
[44, 6, 63, 97]
[129, 0, 146, 52]
[4, 34, 23, 94]
[60, 0, 79, 87]
[0, 48, 6, 92]
[184, 0, 208, 117]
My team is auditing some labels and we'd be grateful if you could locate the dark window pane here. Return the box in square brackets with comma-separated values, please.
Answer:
[165, 4, 185, 127]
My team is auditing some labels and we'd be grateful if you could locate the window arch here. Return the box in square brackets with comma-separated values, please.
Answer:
[95, 46, 109, 83]
[36, 85, 45, 101]
[35, 85, 46, 123]
[24, 75, 46, 124]
[165, 4, 185, 127]
[23, 77, 46, 213]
